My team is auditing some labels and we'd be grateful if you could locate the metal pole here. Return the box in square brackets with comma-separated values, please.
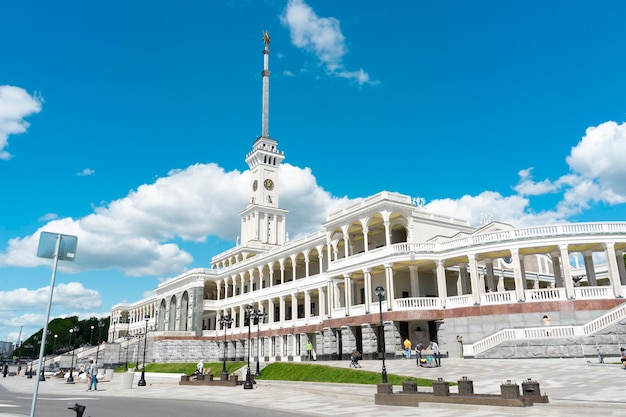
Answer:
[67, 329, 76, 383]
[243, 306, 253, 389]
[255, 317, 261, 377]
[220, 315, 232, 379]
[30, 235, 62, 417]
[375, 286, 388, 383]
[138, 316, 149, 386]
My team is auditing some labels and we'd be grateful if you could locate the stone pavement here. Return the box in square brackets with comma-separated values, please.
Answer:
[1, 357, 625, 416]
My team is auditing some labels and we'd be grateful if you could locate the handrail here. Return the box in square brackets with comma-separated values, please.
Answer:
[464, 299, 626, 356]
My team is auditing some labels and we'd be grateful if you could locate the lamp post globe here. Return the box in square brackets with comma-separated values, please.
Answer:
[374, 286, 388, 383]
[243, 305, 254, 389]
[219, 314, 233, 380]
[137, 315, 150, 387]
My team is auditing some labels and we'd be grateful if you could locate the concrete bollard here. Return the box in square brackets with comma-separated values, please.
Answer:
[433, 377, 450, 396]
[500, 380, 520, 399]
[402, 380, 417, 392]
[377, 383, 393, 394]
[457, 376, 474, 395]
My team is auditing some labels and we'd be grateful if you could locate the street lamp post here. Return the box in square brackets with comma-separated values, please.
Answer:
[40, 330, 50, 381]
[124, 335, 132, 371]
[67, 326, 79, 383]
[137, 315, 150, 387]
[374, 286, 388, 383]
[90, 325, 94, 346]
[95, 320, 104, 366]
[243, 305, 254, 390]
[253, 310, 267, 377]
[52, 334, 58, 356]
[27, 337, 36, 379]
[219, 314, 233, 380]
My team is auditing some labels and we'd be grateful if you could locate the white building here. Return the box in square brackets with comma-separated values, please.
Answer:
[109, 34, 626, 364]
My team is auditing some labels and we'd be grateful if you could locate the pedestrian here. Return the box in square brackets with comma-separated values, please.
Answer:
[196, 360, 204, 375]
[428, 340, 441, 367]
[620, 347, 626, 370]
[543, 315, 551, 336]
[414, 341, 424, 366]
[17, 362, 21, 376]
[3, 362, 7, 378]
[306, 341, 313, 361]
[86, 359, 98, 391]
[403, 338, 412, 359]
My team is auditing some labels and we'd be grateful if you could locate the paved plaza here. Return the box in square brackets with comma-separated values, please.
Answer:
[1, 357, 625, 416]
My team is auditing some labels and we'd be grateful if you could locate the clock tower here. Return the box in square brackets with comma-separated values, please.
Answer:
[239, 31, 288, 246]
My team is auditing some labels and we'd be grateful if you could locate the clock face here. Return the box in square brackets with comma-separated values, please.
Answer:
[264, 179, 274, 190]
[252, 180, 258, 191]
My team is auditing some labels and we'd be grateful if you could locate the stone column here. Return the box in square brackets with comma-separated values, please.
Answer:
[436, 260, 448, 307]
[510, 249, 526, 302]
[291, 293, 298, 322]
[519, 254, 528, 290]
[560, 244, 575, 299]
[364, 268, 372, 313]
[279, 296, 285, 326]
[318, 286, 326, 318]
[409, 265, 420, 297]
[551, 252, 564, 288]
[290, 254, 297, 282]
[617, 250, 626, 286]
[362, 226, 370, 254]
[468, 254, 481, 305]
[304, 290, 311, 321]
[384, 263, 394, 310]
[304, 250, 310, 278]
[605, 242, 624, 297]
[485, 259, 496, 291]
[583, 251, 597, 286]
[269, 265, 274, 287]
[343, 274, 351, 316]
[268, 298, 275, 324]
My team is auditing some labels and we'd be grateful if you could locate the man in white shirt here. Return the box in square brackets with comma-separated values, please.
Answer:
[428, 340, 441, 367]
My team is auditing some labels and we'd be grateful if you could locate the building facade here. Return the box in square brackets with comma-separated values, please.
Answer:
[109, 35, 626, 364]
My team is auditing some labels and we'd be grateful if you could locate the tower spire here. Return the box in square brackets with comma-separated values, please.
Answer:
[261, 30, 271, 138]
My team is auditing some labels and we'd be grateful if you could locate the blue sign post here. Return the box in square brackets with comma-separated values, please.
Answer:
[30, 232, 78, 417]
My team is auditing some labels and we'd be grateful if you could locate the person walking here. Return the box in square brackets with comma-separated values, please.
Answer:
[87, 359, 98, 391]
[543, 315, 551, 336]
[306, 341, 313, 361]
[196, 360, 204, 375]
[403, 338, 412, 360]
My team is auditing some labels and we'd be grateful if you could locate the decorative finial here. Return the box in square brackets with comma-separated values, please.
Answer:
[263, 30, 271, 46]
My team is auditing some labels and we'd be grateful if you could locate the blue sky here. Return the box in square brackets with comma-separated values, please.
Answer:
[2, 0, 626, 344]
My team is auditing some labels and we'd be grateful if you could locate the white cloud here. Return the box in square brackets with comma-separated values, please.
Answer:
[0, 163, 357, 277]
[280, 0, 378, 85]
[0, 282, 100, 313]
[0, 85, 43, 160]
[77, 168, 95, 176]
[510, 121, 626, 221]
[566, 121, 626, 203]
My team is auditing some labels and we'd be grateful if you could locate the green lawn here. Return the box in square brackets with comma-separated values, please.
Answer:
[256, 362, 437, 386]
[117, 361, 439, 386]
[114, 362, 246, 375]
